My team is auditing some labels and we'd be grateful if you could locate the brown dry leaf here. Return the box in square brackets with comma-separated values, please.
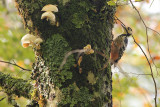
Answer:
[150, 55, 160, 63]
[153, 56, 160, 60]
[78, 56, 83, 66]
[38, 95, 46, 107]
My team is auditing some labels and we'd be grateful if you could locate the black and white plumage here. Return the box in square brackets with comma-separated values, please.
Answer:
[110, 25, 132, 65]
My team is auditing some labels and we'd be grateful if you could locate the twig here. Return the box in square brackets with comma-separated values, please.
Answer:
[129, 0, 160, 74]
[150, 0, 155, 8]
[0, 97, 6, 101]
[129, 0, 160, 76]
[128, 72, 151, 76]
[115, 14, 157, 106]
[127, 1, 158, 105]
[0, 60, 31, 71]
[59, 49, 92, 70]
[95, 50, 108, 59]
[115, 16, 125, 26]
[132, 35, 157, 107]
[128, 0, 158, 105]
[117, 64, 130, 78]
[148, 27, 160, 36]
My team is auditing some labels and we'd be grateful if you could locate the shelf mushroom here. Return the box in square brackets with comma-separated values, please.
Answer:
[41, 4, 58, 12]
[21, 34, 43, 49]
[41, 4, 58, 25]
[41, 11, 56, 25]
[21, 34, 36, 48]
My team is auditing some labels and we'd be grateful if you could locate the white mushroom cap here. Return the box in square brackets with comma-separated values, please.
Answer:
[21, 34, 36, 43]
[41, 11, 56, 25]
[21, 34, 36, 48]
[34, 38, 43, 44]
[41, 4, 58, 12]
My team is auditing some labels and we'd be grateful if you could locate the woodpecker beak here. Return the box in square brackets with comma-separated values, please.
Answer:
[121, 23, 127, 30]
[121, 23, 129, 35]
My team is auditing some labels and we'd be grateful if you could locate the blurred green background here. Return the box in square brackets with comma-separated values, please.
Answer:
[0, 0, 160, 107]
[0, 0, 34, 106]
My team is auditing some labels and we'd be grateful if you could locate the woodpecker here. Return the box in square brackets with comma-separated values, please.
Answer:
[110, 24, 132, 65]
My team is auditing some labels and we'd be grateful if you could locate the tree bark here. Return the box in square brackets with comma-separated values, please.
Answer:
[13, 0, 116, 106]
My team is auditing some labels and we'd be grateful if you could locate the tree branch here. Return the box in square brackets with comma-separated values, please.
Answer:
[128, 1, 158, 106]
[132, 35, 157, 107]
[0, 97, 6, 101]
[0, 60, 31, 71]
[150, 0, 155, 7]
[129, 0, 160, 75]
[0, 72, 33, 99]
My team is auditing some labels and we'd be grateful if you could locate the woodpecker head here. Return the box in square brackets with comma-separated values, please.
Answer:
[126, 27, 132, 36]
[121, 24, 132, 36]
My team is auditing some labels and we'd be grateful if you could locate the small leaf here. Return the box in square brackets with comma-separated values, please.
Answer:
[78, 56, 83, 66]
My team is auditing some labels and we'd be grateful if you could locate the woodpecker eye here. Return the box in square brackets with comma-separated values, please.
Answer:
[128, 27, 132, 31]
[126, 27, 132, 35]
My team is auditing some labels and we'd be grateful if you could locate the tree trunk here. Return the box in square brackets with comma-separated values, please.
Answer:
[14, 0, 116, 106]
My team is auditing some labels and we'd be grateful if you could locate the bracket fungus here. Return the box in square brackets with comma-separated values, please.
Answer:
[21, 34, 36, 48]
[41, 4, 58, 12]
[41, 11, 56, 25]
[41, 4, 58, 25]
[21, 34, 43, 49]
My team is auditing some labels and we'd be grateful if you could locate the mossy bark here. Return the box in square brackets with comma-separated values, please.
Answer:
[15, 0, 116, 106]
[0, 72, 33, 99]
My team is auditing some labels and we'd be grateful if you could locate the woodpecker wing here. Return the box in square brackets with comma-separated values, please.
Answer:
[110, 35, 128, 64]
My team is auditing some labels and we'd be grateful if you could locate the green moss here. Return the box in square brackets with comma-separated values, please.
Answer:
[70, 1, 91, 28]
[0, 72, 33, 99]
[41, 34, 75, 87]
[59, 85, 93, 107]
[42, 34, 74, 69]
[71, 12, 87, 28]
